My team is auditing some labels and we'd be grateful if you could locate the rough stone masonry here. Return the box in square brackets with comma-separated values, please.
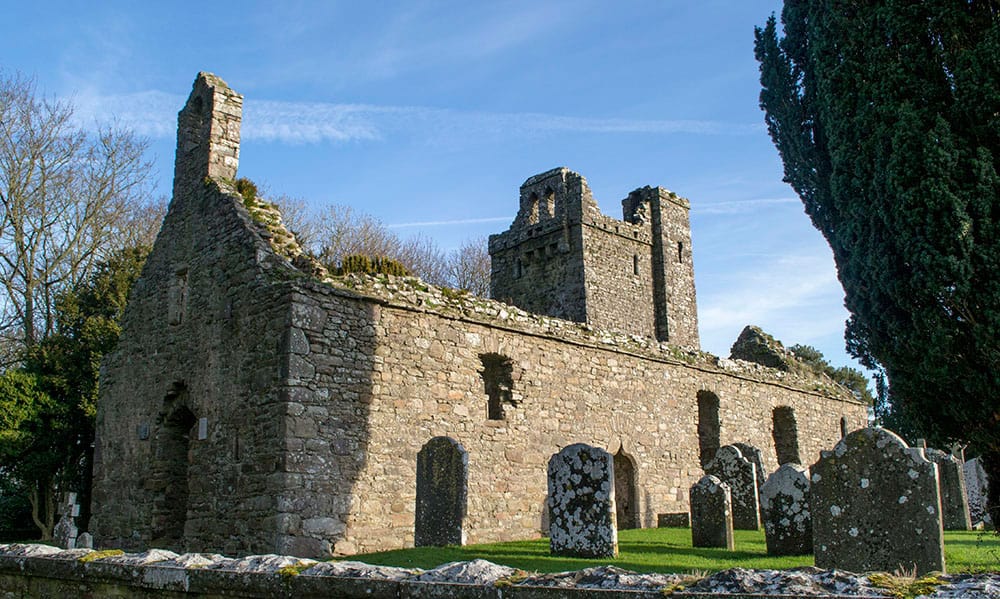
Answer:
[89, 72, 867, 558]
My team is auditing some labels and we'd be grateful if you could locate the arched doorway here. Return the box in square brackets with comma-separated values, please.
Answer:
[772, 406, 801, 465]
[614, 447, 639, 529]
[151, 385, 195, 547]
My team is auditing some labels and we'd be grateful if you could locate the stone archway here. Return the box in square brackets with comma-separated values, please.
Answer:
[151, 385, 195, 547]
[613, 447, 639, 529]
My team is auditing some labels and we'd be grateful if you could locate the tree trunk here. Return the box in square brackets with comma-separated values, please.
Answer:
[27, 480, 54, 540]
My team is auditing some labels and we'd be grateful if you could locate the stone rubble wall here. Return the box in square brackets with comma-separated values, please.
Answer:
[276, 275, 866, 555]
[92, 73, 867, 559]
[489, 169, 699, 348]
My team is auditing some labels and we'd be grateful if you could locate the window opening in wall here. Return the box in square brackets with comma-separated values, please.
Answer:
[479, 353, 515, 420]
[677, 241, 684, 263]
[151, 384, 196, 548]
[633, 254, 640, 275]
[527, 192, 540, 225]
[772, 406, 801, 464]
[614, 448, 639, 529]
[514, 259, 522, 279]
[697, 390, 721, 468]
[543, 188, 555, 218]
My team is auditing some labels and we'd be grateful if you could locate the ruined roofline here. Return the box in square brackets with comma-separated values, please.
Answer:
[217, 178, 852, 401]
[171, 72, 852, 403]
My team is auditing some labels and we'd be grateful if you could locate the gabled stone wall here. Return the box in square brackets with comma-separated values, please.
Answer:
[91, 73, 866, 559]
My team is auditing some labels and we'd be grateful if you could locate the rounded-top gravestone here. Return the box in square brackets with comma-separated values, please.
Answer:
[415, 436, 468, 547]
[760, 463, 811, 556]
[811, 428, 945, 575]
[547, 443, 617, 558]
[689, 474, 734, 550]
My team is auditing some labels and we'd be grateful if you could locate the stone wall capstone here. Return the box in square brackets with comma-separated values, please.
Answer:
[811, 428, 945, 575]
[690, 475, 734, 549]
[705, 445, 760, 530]
[760, 463, 811, 556]
[547, 444, 617, 558]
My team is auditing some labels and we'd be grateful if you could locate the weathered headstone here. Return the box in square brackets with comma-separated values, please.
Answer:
[812, 428, 945, 574]
[657, 512, 690, 528]
[547, 443, 617, 558]
[415, 436, 468, 547]
[52, 492, 80, 549]
[705, 445, 760, 530]
[690, 475, 734, 549]
[733, 442, 768, 506]
[926, 448, 972, 531]
[76, 532, 94, 550]
[963, 457, 990, 526]
[760, 463, 811, 556]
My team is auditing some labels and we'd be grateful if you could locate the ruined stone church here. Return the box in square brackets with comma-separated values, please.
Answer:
[90, 73, 866, 558]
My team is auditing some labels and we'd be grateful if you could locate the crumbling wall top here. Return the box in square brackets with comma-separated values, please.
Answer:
[172, 72, 244, 199]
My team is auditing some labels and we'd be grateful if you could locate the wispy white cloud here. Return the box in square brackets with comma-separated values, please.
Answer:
[67, 91, 764, 144]
[387, 216, 513, 229]
[696, 197, 800, 215]
[698, 252, 847, 357]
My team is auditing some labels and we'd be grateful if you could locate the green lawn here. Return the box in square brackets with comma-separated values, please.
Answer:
[342, 528, 1000, 574]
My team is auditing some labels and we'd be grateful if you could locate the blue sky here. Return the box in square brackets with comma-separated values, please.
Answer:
[2, 1, 861, 370]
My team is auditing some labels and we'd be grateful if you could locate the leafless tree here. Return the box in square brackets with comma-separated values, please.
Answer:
[0, 71, 157, 362]
[446, 236, 491, 297]
[271, 198, 491, 295]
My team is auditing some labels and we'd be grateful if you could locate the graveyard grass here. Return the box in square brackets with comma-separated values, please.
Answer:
[341, 528, 999, 574]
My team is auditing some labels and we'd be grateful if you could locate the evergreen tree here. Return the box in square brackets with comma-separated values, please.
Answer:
[755, 1, 1000, 520]
[0, 246, 149, 537]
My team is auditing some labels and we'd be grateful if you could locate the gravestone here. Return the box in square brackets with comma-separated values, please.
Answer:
[76, 532, 93, 549]
[760, 463, 811, 556]
[547, 443, 617, 558]
[733, 442, 768, 506]
[657, 512, 690, 528]
[690, 475, 734, 549]
[812, 428, 945, 574]
[926, 448, 971, 530]
[415, 436, 468, 547]
[52, 493, 80, 549]
[963, 457, 990, 526]
[705, 445, 760, 530]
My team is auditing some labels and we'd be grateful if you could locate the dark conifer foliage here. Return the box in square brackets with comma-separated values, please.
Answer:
[755, 1, 1000, 520]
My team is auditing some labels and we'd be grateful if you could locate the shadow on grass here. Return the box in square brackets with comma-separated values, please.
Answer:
[343, 527, 999, 574]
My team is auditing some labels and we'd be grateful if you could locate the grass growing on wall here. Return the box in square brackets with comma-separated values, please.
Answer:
[341, 528, 999, 574]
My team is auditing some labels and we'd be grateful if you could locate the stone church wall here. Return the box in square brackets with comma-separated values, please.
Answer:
[92, 73, 868, 559]
[274, 277, 867, 555]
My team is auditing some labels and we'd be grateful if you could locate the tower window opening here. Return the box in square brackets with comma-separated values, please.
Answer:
[633, 254, 640, 275]
[677, 241, 684, 263]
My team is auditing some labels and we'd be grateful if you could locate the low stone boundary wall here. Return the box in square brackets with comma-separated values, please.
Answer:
[0, 544, 959, 599]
